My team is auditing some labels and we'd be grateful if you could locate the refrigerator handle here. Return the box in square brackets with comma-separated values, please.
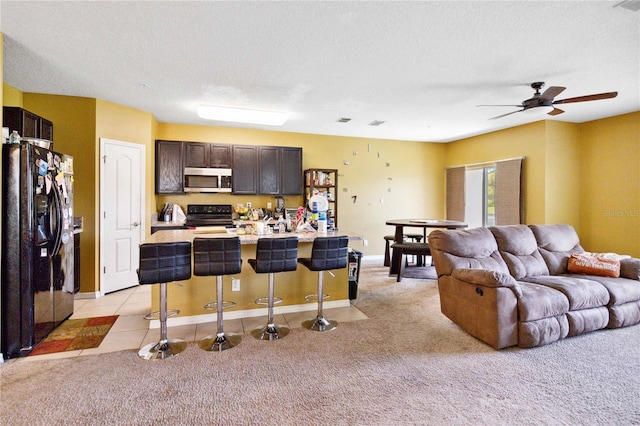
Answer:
[50, 181, 65, 257]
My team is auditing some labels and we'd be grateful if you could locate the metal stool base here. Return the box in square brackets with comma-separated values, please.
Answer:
[199, 333, 242, 351]
[138, 339, 187, 360]
[302, 315, 338, 332]
[251, 324, 290, 341]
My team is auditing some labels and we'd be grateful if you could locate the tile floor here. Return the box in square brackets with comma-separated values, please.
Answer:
[16, 284, 368, 362]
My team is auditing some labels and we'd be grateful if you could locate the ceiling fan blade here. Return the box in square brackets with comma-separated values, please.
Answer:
[539, 86, 566, 102]
[477, 104, 523, 107]
[553, 92, 618, 105]
[548, 108, 564, 116]
[488, 110, 523, 120]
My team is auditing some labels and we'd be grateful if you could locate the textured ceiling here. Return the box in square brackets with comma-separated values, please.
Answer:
[1, 1, 639, 142]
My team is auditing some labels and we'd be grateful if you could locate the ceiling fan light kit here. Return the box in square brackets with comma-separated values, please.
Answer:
[480, 82, 618, 120]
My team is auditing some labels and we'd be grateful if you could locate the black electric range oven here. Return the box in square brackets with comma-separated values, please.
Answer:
[185, 204, 234, 227]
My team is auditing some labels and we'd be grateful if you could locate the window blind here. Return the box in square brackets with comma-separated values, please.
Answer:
[495, 158, 523, 225]
[446, 166, 465, 221]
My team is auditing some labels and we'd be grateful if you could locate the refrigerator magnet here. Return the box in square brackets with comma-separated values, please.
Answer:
[38, 160, 48, 176]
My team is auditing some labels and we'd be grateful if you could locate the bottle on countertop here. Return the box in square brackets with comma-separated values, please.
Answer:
[318, 211, 327, 233]
[8, 131, 21, 144]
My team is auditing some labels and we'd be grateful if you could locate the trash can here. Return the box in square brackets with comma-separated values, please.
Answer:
[348, 249, 363, 303]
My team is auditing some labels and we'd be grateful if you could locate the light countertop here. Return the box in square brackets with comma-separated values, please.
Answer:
[143, 228, 357, 245]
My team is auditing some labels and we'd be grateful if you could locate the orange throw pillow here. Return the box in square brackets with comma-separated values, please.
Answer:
[567, 253, 620, 278]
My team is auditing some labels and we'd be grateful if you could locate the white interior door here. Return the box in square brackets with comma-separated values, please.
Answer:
[100, 139, 145, 294]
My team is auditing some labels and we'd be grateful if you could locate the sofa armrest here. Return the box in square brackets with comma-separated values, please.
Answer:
[451, 268, 522, 297]
[620, 258, 640, 281]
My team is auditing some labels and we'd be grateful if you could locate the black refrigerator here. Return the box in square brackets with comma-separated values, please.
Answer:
[1, 141, 75, 359]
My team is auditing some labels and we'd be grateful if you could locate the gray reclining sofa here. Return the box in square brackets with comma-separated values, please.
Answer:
[427, 224, 640, 349]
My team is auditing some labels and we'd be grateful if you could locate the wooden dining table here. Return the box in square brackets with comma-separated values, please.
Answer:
[385, 219, 468, 275]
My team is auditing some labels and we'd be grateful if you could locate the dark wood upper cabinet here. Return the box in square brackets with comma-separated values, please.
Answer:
[232, 145, 258, 194]
[40, 118, 54, 142]
[209, 144, 232, 168]
[185, 142, 232, 168]
[155, 140, 185, 194]
[280, 147, 303, 195]
[235, 145, 302, 195]
[184, 142, 209, 168]
[258, 146, 281, 195]
[3, 107, 54, 141]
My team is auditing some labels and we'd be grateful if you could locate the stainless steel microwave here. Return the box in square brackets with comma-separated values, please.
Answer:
[184, 167, 232, 192]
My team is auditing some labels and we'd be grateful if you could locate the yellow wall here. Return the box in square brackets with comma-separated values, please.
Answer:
[579, 112, 640, 256]
[156, 123, 446, 256]
[2, 83, 22, 107]
[445, 121, 549, 225]
[544, 121, 581, 228]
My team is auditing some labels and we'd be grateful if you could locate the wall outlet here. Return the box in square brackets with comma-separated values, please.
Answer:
[363, 239, 368, 247]
[232, 278, 240, 291]
[267, 201, 272, 209]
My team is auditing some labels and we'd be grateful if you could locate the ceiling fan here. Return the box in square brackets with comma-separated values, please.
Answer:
[478, 82, 618, 120]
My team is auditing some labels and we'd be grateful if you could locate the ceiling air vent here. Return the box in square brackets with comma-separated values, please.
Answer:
[336, 117, 351, 123]
[368, 120, 385, 126]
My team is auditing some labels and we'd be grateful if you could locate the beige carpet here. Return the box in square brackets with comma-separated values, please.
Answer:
[1, 263, 639, 425]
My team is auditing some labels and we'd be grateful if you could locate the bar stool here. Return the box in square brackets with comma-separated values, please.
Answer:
[298, 236, 349, 332]
[193, 237, 242, 352]
[248, 237, 299, 341]
[137, 241, 192, 361]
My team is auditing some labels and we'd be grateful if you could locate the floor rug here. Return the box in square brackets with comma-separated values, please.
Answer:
[29, 315, 119, 356]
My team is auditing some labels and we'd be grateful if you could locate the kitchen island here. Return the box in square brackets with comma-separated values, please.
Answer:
[143, 228, 358, 329]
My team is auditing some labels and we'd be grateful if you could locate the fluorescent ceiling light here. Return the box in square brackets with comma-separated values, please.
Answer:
[197, 105, 288, 126]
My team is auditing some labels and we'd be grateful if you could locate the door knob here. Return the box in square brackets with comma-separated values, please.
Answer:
[132, 222, 140, 227]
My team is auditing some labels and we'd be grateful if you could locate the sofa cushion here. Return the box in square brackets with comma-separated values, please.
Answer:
[564, 274, 640, 306]
[517, 281, 569, 322]
[522, 275, 610, 310]
[519, 315, 569, 348]
[620, 258, 640, 280]
[490, 225, 549, 279]
[428, 227, 511, 277]
[529, 224, 585, 275]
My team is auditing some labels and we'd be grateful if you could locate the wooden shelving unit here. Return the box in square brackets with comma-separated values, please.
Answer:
[304, 168, 338, 229]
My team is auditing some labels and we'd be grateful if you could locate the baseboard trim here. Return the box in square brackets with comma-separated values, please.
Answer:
[149, 299, 352, 329]
[361, 254, 384, 264]
[74, 291, 102, 300]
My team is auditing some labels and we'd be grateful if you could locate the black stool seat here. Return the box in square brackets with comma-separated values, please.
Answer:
[248, 237, 299, 340]
[193, 237, 242, 352]
[390, 242, 431, 282]
[137, 241, 192, 361]
[298, 236, 349, 332]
